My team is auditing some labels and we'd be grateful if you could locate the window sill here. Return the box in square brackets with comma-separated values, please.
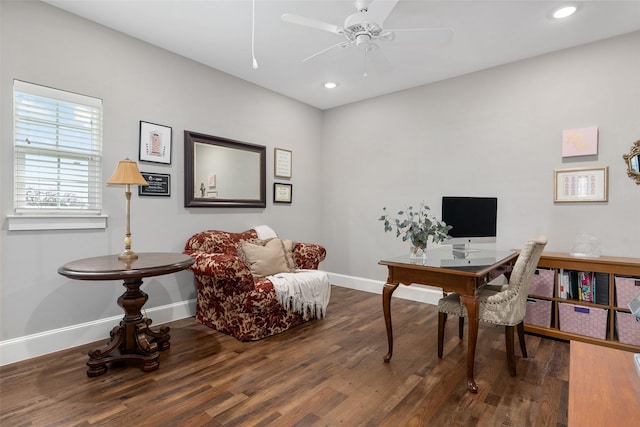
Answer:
[6, 214, 108, 231]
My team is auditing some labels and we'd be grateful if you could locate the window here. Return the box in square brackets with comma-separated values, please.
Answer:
[13, 80, 103, 217]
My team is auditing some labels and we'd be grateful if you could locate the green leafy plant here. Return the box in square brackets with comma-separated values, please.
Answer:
[379, 203, 452, 249]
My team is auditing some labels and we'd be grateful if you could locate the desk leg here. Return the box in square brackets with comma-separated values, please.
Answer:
[86, 278, 170, 377]
[382, 282, 400, 362]
[460, 294, 479, 393]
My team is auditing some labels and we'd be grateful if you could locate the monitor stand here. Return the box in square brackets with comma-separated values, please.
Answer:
[452, 243, 480, 257]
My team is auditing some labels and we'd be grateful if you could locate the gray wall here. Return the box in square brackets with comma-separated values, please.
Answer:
[0, 1, 323, 342]
[2, 1, 640, 359]
[320, 30, 640, 280]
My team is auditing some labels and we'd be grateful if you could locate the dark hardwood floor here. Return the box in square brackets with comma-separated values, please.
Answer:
[0, 286, 568, 426]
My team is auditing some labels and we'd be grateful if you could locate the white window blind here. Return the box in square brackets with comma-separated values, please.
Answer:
[13, 80, 103, 215]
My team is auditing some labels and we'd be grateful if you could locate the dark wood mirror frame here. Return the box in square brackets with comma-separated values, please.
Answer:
[623, 139, 640, 185]
[184, 130, 266, 208]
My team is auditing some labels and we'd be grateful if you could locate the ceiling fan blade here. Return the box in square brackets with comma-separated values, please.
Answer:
[281, 13, 342, 34]
[376, 31, 395, 42]
[365, 0, 399, 25]
[302, 41, 352, 62]
[385, 28, 454, 47]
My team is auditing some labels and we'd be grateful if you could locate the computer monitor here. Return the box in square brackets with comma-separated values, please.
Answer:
[441, 196, 498, 252]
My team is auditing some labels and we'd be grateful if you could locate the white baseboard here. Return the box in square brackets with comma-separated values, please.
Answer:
[0, 299, 196, 367]
[327, 272, 442, 305]
[0, 273, 443, 366]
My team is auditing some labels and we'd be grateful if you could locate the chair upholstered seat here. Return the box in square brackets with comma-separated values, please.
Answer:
[438, 283, 528, 326]
[437, 236, 548, 376]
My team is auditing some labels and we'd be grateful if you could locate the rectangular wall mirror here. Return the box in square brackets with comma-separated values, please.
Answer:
[184, 130, 266, 208]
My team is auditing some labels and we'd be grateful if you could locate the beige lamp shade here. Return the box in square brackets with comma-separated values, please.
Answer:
[107, 159, 149, 186]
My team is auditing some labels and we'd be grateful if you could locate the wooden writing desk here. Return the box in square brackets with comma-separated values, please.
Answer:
[569, 341, 640, 425]
[58, 252, 194, 376]
[379, 247, 517, 393]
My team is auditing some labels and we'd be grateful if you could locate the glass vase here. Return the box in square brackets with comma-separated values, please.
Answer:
[409, 245, 427, 265]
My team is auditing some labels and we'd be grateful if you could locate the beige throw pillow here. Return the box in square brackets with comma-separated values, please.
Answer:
[238, 238, 293, 277]
[282, 239, 296, 271]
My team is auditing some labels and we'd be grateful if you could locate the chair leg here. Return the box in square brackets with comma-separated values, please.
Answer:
[517, 321, 527, 358]
[438, 312, 447, 359]
[458, 316, 464, 339]
[505, 325, 516, 376]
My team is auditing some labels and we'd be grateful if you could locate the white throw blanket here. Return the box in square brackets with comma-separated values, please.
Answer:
[268, 270, 331, 318]
[253, 225, 277, 239]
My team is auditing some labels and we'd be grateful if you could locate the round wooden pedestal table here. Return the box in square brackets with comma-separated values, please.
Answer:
[58, 252, 194, 377]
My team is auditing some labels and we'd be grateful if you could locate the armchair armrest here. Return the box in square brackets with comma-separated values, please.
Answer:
[293, 242, 326, 270]
[183, 250, 255, 292]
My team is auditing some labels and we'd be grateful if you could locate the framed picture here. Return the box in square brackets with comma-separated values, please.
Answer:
[274, 148, 292, 178]
[273, 183, 292, 203]
[562, 126, 598, 158]
[139, 121, 172, 164]
[554, 166, 608, 202]
[138, 172, 171, 197]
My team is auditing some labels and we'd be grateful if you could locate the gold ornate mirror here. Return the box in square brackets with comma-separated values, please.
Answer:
[623, 139, 640, 185]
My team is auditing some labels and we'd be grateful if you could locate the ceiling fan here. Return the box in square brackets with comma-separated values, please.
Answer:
[281, 0, 453, 75]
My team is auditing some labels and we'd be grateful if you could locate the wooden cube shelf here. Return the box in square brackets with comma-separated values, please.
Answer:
[524, 252, 640, 352]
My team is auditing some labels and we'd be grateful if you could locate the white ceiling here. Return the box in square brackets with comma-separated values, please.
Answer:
[43, 1, 640, 110]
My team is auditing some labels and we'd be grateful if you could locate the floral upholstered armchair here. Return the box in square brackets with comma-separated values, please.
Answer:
[183, 228, 328, 341]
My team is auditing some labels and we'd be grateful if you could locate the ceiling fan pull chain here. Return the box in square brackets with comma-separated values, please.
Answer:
[363, 48, 368, 77]
[252, 0, 259, 69]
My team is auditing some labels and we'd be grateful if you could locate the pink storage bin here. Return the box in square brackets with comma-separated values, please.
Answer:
[529, 268, 554, 297]
[616, 311, 640, 346]
[558, 302, 607, 340]
[524, 298, 552, 328]
[615, 276, 640, 308]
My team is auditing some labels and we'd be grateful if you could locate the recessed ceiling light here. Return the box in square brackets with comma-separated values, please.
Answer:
[323, 82, 338, 89]
[553, 5, 577, 19]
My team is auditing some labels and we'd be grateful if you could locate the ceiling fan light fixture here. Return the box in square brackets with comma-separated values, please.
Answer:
[355, 33, 372, 48]
[553, 5, 577, 19]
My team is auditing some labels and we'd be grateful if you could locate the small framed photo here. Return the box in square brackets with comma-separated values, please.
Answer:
[138, 172, 171, 197]
[139, 121, 172, 164]
[554, 166, 608, 203]
[274, 148, 292, 178]
[273, 183, 292, 204]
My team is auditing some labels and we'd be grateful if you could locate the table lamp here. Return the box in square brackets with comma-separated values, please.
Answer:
[107, 158, 148, 261]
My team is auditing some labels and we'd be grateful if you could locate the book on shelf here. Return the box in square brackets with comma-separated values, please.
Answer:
[594, 272, 609, 305]
[558, 270, 609, 304]
[579, 271, 594, 302]
[569, 270, 579, 300]
[558, 269, 568, 299]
